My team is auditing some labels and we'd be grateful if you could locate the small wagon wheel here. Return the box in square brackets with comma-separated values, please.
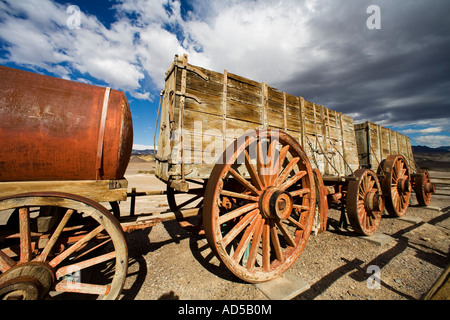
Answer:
[0, 192, 128, 300]
[413, 170, 435, 206]
[346, 169, 384, 236]
[167, 180, 206, 234]
[203, 129, 316, 283]
[380, 155, 412, 217]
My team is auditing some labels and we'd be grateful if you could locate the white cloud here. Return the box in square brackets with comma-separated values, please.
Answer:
[0, 0, 150, 99]
[401, 127, 443, 135]
[133, 144, 156, 150]
[415, 135, 450, 147]
[184, 0, 313, 84]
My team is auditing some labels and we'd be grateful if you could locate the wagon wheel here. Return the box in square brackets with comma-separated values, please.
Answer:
[203, 129, 316, 283]
[313, 169, 328, 233]
[346, 169, 385, 236]
[380, 155, 412, 217]
[0, 192, 128, 300]
[167, 180, 206, 234]
[413, 170, 435, 206]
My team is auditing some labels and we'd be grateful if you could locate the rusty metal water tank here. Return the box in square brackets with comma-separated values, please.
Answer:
[0, 66, 133, 182]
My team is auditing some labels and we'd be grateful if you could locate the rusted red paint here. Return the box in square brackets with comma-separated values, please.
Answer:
[0, 66, 133, 182]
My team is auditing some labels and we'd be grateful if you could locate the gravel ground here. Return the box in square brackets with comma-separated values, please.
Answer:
[118, 165, 450, 301]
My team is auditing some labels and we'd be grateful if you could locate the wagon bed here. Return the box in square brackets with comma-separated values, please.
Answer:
[155, 54, 359, 189]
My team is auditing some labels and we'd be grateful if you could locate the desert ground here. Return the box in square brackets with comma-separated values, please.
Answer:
[116, 156, 450, 301]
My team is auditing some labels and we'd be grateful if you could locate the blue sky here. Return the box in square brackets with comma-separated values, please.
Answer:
[1, 0, 449, 149]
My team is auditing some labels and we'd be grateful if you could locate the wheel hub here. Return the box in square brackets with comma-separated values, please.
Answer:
[260, 187, 293, 220]
[424, 182, 435, 194]
[364, 191, 384, 213]
[0, 262, 55, 300]
[397, 178, 411, 194]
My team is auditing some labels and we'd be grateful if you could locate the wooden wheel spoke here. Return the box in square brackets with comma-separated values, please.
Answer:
[0, 250, 15, 272]
[256, 140, 267, 186]
[287, 216, 305, 230]
[55, 281, 111, 296]
[221, 189, 259, 202]
[176, 194, 202, 209]
[19, 207, 32, 263]
[270, 221, 283, 262]
[275, 145, 290, 176]
[55, 251, 116, 279]
[232, 215, 261, 263]
[244, 149, 263, 191]
[185, 179, 205, 186]
[400, 193, 407, 208]
[293, 204, 310, 211]
[246, 217, 265, 269]
[49, 225, 104, 268]
[37, 209, 75, 262]
[229, 168, 259, 196]
[217, 202, 259, 225]
[275, 220, 296, 247]
[266, 139, 279, 185]
[186, 188, 205, 195]
[279, 170, 307, 191]
[221, 209, 259, 247]
[289, 188, 310, 197]
[262, 221, 271, 271]
[275, 157, 300, 187]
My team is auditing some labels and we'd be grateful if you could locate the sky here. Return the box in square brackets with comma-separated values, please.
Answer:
[0, 0, 449, 149]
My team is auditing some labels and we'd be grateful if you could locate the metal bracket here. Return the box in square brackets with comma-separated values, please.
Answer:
[174, 90, 202, 104]
[164, 58, 209, 82]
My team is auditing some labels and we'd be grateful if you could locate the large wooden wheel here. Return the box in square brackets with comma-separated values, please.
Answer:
[347, 169, 384, 236]
[413, 170, 435, 206]
[203, 130, 316, 283]
[0, 192, 128, 300]
[380, 155, 412, 217]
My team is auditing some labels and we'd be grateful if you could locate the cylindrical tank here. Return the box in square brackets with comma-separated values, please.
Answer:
[0, 66, 133, 182]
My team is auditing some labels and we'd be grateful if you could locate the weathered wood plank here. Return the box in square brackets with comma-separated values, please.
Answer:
[0, 180, 128, 202]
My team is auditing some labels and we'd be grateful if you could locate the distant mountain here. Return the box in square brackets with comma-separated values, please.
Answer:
[412, 145, 448, 153]
[132, 149, 155, 155]
[438, 146, 450, 152]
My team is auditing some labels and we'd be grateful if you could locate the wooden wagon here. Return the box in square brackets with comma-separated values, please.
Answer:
[354, 121, 435, 212]
[0, 54, 435, 300]
[154, 54, 388, 283]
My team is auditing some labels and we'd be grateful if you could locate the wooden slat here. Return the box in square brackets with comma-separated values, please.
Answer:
[0, 180, 128, 202]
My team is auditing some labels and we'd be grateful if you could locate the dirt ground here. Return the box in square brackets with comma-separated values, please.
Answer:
[118, 162, 450, 301]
